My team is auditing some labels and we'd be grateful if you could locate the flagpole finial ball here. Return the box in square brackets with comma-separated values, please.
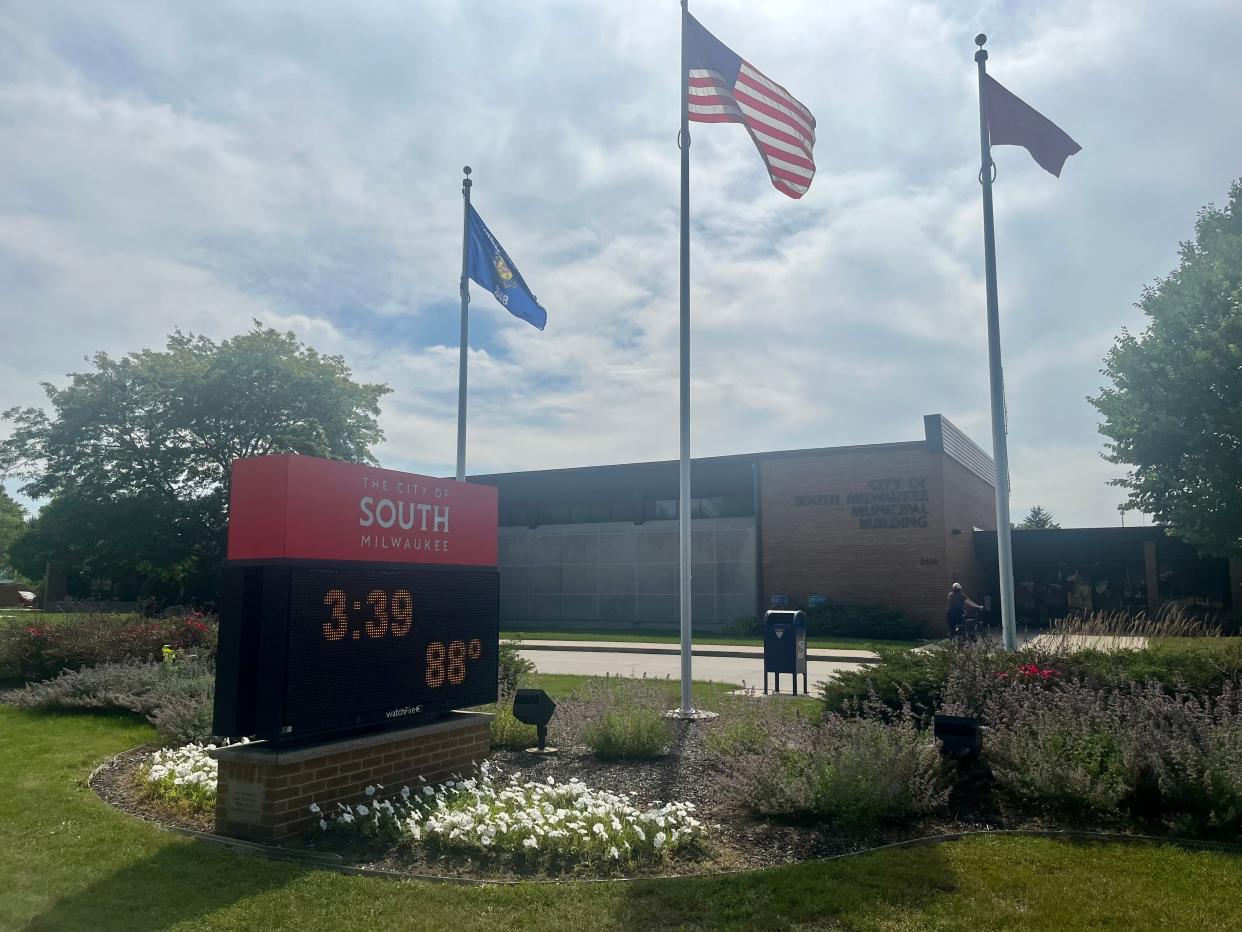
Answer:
[463, 166, 472, 176]
[975, 33, 987, 47]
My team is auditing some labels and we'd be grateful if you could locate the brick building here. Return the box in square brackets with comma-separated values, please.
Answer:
[472, 414, 996, 635]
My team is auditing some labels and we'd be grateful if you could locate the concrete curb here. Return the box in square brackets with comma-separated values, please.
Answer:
[508, 640, 881, 665]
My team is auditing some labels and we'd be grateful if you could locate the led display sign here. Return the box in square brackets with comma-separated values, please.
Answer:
[214, 455, 500, 743]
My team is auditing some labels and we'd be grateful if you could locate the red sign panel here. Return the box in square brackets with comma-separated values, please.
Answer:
[227, 455, 497, 567]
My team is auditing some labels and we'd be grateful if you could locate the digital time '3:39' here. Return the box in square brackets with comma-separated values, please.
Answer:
[322, 588, 482, 687]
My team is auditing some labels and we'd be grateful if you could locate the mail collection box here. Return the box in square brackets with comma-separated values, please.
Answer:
[763, 609, 808, 695]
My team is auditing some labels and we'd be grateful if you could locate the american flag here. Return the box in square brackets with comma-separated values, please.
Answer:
[685, 13, 816, 199]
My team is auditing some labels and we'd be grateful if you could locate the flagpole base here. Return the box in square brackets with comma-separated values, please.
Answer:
[664, 708, 718, 721]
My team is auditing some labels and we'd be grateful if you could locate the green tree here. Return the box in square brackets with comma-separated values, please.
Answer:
[1017, 505, 1060, 530]
[1091, 180, 1242, 558]
[0, 486, 26, 577]
[1, 325, 390, 602]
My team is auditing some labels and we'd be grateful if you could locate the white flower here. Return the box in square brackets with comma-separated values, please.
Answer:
[356, 804, 369, 816]
[654, 832, 667, 850]
[423, 786, 434, 796]
[609, 846, 619, 860]
[319, 819, 327, 830]
[523, 836, 538, 850]
[365, 785, 376, 797]
[308, 802, 321, 813]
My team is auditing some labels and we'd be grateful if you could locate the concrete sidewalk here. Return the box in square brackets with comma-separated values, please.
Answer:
[510, 638, 881, 665]
[517, 647, 863, 692]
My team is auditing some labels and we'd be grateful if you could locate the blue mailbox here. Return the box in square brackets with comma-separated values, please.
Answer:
[763, 609, 808, 695]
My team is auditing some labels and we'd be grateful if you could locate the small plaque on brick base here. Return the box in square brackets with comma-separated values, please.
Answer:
[224, 781, 265, 824]
[210, 711, 492, 843]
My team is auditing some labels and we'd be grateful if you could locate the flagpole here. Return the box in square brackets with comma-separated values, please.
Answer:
[456, 166, 472, 482]
[674, 0, 696, 715]
[974, 35, 1018, 652]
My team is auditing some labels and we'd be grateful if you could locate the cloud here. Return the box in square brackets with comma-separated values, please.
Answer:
[2, 0, 1241, 527]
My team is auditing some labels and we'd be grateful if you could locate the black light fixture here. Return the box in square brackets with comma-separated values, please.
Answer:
[512, 688, 557, 753]
[933, 713, 981, 760]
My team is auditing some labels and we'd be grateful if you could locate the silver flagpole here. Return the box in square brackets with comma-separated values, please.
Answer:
[974, 36, 1018, 651]
[456, 166, 473, 482]
[673, 0, 703, 717]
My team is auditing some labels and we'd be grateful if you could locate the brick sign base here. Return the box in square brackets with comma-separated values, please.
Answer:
[211, 711, 492, 842]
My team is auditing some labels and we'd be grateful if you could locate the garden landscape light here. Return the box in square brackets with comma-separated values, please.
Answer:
[512, 688, 557, 753]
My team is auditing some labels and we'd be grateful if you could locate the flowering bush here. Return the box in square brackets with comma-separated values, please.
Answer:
[144, 741, 239, 814]
[998, 663, 1061, 681]
[981, 680, 1242, 830]
[0, 612, 217, 684]
[721, 711, 950, 829]
[5, 656, 216, 744]
[311, 763, 705, 869]
[555, 676, 674, 758]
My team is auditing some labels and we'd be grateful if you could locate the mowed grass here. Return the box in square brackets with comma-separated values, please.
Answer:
[503, 628, 920, 651]
[4, 699, 1242, 930]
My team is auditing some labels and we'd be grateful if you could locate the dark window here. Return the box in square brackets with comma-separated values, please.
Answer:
[721, 493, 754, 517]
[693, 497, 724, 518]
[540, 502, 570, 525]
[610, 500, 636, 523]
[647, 499, 677, 520]
[502, 503, 534, 527]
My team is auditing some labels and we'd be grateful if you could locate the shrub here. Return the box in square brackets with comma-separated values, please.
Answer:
[4, 656, 216, 744]
[983, 682, 1135, 820]
[822, 644, 955, 723]
[723, 616, 762, 637]
[1125, 682, 1242, 835]
[1054, 642, 1242, 696]
[704, 713, 769, 758]
[0, 612, 216, 684]
[722, 712, 950, 829]
[583, 707, 672, 760]
[498, 639, 535, 695]
[556, 677, 673, 759]
[802, 599, 925, 640]
[489, 699, 537, 750]
[829, 635, 1242, 726]
[979, 679, 1242, 826]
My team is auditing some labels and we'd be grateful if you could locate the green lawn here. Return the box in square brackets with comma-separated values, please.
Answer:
[503, 628, 920, 651]
[4, 701, 1242, 929]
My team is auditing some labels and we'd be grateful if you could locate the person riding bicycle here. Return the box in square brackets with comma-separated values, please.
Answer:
[945, 582, 982, 641]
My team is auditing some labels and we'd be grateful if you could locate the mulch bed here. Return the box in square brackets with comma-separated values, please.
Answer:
[91, 719, 1033, 881]
[90, 745, 215, 834]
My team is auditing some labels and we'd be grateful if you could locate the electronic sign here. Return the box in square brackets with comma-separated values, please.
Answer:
[213, 455, 500, 743]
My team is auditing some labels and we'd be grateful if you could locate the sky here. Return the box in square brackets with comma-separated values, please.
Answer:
[2, 0, 1240, 528]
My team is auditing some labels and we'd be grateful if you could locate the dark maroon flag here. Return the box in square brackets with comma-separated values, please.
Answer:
[984, 74, 1081, 177]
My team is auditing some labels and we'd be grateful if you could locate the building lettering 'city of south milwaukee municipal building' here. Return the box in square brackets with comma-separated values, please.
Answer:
[470, 415, 998, 635]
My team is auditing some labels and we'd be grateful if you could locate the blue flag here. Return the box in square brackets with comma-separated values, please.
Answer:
[465, 205, 547, 330]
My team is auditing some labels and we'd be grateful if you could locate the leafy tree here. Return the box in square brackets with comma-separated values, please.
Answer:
[1017, 505, 1060, 530]
[0, 486, 26, 577]
[1, 325, 390, 602]
[1091, 180, 1242, 558]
